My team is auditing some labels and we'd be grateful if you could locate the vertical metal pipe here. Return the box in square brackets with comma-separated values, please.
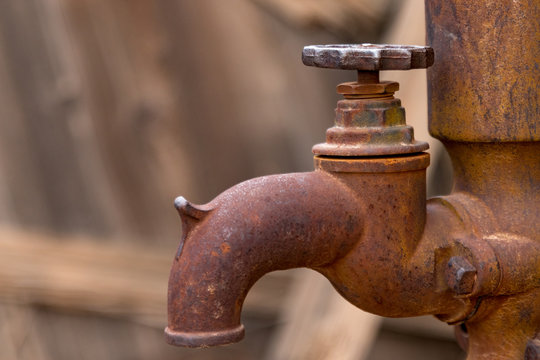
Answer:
[425, 0, 539, 142]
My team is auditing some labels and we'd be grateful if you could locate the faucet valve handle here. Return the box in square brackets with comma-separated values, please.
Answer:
[303, 44, 433, 99]
[303, 44, 432, 156]
[302, 44, 434, 72]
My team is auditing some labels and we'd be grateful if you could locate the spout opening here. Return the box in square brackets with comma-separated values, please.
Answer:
[164, 325, 245, 348]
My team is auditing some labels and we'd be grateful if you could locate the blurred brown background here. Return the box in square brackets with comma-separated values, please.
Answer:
[0, 0, 459, 359]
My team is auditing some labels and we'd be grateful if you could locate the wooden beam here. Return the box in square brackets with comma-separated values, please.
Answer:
[0, 227, 290, 327]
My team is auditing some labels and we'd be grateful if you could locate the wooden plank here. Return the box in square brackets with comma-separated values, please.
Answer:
[0, 227, 290, 327]
[266, 269, 382, 360]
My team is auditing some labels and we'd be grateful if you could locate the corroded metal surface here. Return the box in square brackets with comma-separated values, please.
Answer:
[445, 142, 540, 240]
[426, 0, 540, 142]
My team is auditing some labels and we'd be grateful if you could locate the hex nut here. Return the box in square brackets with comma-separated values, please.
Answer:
[337, 81, 399, 96]
[445, 256, 477, 295]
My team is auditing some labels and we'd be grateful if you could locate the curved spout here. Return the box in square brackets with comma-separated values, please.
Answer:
[165, 170, 364, 347]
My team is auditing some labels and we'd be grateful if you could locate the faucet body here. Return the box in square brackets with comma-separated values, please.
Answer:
[166, 1, 539, 358]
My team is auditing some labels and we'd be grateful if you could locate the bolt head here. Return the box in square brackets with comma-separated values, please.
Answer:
[445, 256, 477, 295]
[525, 339, 540, 360]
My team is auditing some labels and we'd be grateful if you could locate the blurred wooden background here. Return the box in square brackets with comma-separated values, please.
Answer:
[0, 0, 459, 359]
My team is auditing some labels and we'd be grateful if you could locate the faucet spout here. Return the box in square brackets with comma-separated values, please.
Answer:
[165, 170, 364, 347]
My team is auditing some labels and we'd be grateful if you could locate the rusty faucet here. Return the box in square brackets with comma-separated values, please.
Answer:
[166, 2, 540, 358]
